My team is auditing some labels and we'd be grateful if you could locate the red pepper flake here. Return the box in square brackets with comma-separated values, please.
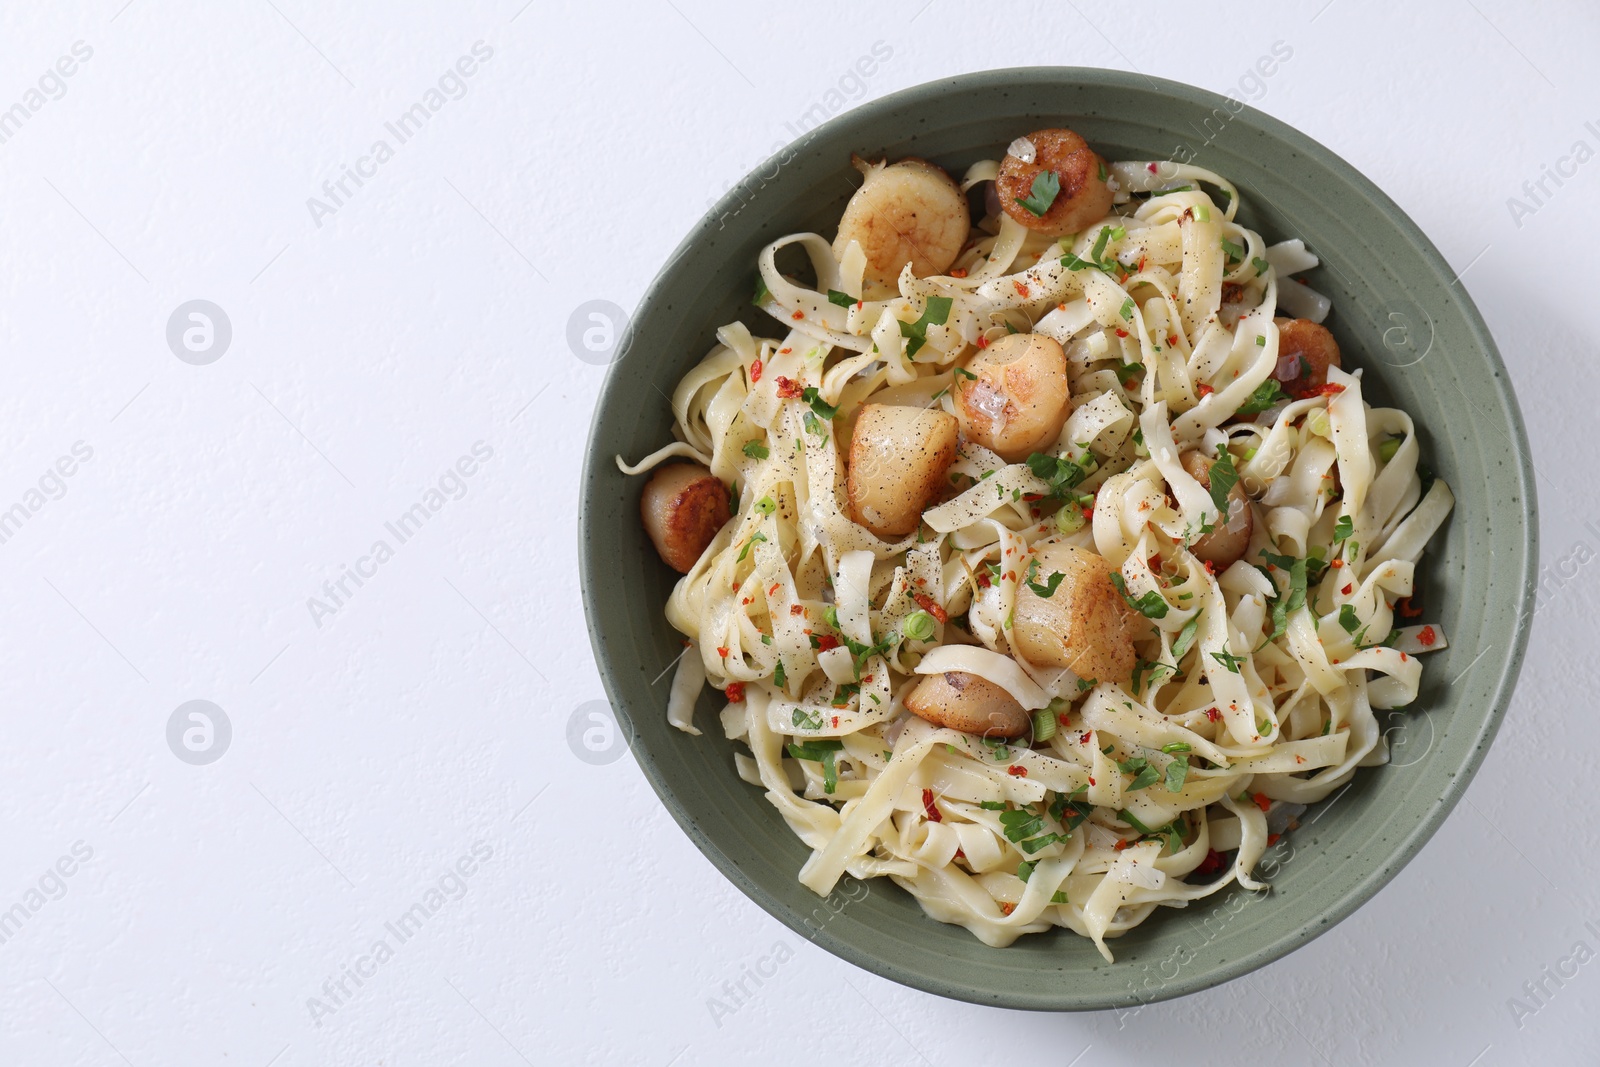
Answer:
[716, 646, 730, 659]
[1203, 559, 1217, 575]
[1080, 732, 1092, 745]
[1331, 559, 1344, 569]
[1195, 849, 1227, 877]
[1318, 382, 1345, 396]
[1341, 584, 1353, 596]
[831, 715, 840, 728]
[975, 569, 992, 588]
[912, 592, 948, 623]
[1003, 570, 1016, 583]
[913, 577, 926, 586]
[1058, 712, 1071, 726]
[779, 347, 792, 354]
[1397, 596, 1423, 618]
[1196, 383, 1215, 398]
[791, 310, 805, 320]
[725, 682, 745, 703]
[741, 596, 753, 605]
[1251, 792, 1271, 813]
[1267, 833, 1281, 846]
[1167, 335, 1178, 346]
[768, 583, 781, 596]
[1114, 839, 1131, 851]
[1294, 755, 1306, 764]
[1147, 162, 1159, 174]
[749, 359, 763, 382]
[1013, 281, 1031, 298]
[976, 334, 990, 349]
[1399, 651, 1409, 662]
[790, 604, 804, 616]
[950, 268, 968, 278]
[1418, 625, 1437, 647]
[922, 788, 942, 822]
[954, 848, 966, 861]
[1115, 328, 1129, 338]
[1206, 707, 1221, 722]
[1089, 776, 1096, 785]
[774, 376, 803, 399]
[816, 634, 840, 652]
[1000, 901, 1016, 915]
[1007, 765, 1028, 777]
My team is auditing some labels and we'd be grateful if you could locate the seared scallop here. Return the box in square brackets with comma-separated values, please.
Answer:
[1011, 543, 1140, 684]
[833, 156, 970, 297]
[1272, 318, 1341, 399]
[1181, 450, 1252, 568]
[640, 462, 730, 573]
[905, 671, 1031, 739]
[847, 403, 959, 538]
[996, 128, 1115, 238]
[953, 333, 1072, 462]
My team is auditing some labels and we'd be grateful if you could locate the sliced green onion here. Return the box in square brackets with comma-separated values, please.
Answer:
[1055, 504, 1085, 533]
[902, 610, 936, 642]
[1032, 707, 1058, 742]
[1379, 437, 1401, 462]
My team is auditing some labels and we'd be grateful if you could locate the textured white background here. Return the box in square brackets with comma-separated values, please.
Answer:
[0, 0, 1595, 1064]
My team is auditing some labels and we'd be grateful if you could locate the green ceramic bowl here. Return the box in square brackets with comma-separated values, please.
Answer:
[580, 68, 1536, 1010]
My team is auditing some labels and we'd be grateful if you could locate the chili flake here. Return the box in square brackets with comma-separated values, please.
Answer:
[1007, 765, 1028, 777]
[1418, 625, 1437, 647]
[912, 592, 948, 623]
[922, 788, 942, 822]
[791, 310, 805, 320]
[775, 376, 803, 398]
[790, 604, 804, 616]
[725, 682, 745, 703]
[749, 359, 763, 382]
[1251, 792, 1271, 813]
[816, 634, 840, 652]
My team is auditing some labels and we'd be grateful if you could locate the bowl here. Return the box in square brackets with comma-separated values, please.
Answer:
[579, 67, 1536, 1010]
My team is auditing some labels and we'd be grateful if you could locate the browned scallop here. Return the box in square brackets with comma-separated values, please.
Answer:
[847, 404, 959, 538]
[1181, 450, 1252, 568]
[640, 462, 731, 573]
[833, 156, 970, 296]
[954, 333, 1072, 462]
[1272, 318, 1342, 399]
[905, 671, 1031, 740]
[1011, 543, 1140, 684]
[996, 128, 1115, 238]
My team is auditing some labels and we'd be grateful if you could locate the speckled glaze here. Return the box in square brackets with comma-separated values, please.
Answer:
[579, 68, 1536, 1011]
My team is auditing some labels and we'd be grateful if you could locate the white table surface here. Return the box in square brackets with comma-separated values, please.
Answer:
[1, 1, 1594, 1064]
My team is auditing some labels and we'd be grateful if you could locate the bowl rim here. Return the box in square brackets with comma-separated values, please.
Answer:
[579, 65, 1538, 1011]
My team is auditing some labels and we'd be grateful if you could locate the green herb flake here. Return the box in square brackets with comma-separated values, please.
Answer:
[898, 295, 954, 357]
[742, 440, 769, 460]
[826, 289, 857, 308]
[1018, 170, 1061, 216]
[1236, 378, 1287, 416]
[1339, 603, 1361, 634]
[1109, 571, 1169, 619]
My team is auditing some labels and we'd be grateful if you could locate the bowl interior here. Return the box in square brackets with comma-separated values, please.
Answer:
[580, 68, 1535, 1010]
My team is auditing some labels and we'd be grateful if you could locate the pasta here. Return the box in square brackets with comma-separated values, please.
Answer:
[621, 130, 1453, 959]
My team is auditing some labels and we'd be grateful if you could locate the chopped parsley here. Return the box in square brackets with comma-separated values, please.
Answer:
[1236, 378, 1287, 416]
[1221, 238, 1246, 264]
[773, 659, 786, 688]
[898, 296, 954, 356]
[1333, 514, 1354, 543]
[1206, 444, 1240, 517]
[1209, 648, 1246, 674]
[1110, 571, 1169, 619]
[1017, 170, 1061, 216]
[1119, 297, 1135, 322]
[786, 738, 843, 793]
[752, 277, 771, 305]
[826, 289, 857, 308]
[792, 707, 822, 730]
[736, 531, 767, 562]
[1251, 256, 1270, 277]
[1339, 604, 1361, 634]
[799, 386, 838, 420]
[1172, 614, 1201, 659]
[742, 440, 769, 460]
[1023, 558, 1066, 598]
[978, 800, 1009, 811]
[1164, 757, 1189, 793]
